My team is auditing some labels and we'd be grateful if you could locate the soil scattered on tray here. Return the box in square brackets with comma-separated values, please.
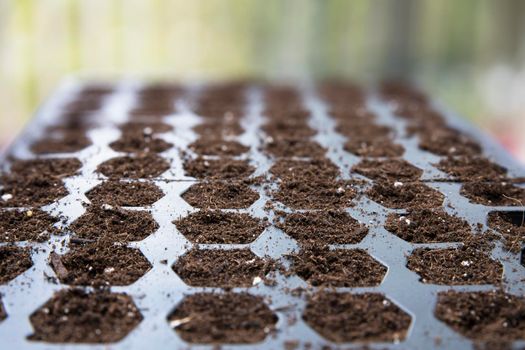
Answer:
[488, 211, 525, 253]
[174, 210, 265, 244]
[274, 180, 358, 209]
[0, 209, 59, 242]
[9, 158, 82, 179]
[0, 246, 33, 284]
[344, 138, 405, 158]
[270, 158, 339, 181]
[167, 292, 277, 344]
[276, 210, 368, 245]
[184, 157, 254, 179]
[303, 292, 411, 343]
[50, 240, 151, 286]
[460, 182, 525, 206]
[384, 209, 472, 243]
[173, 249, 275, 288]
[435, 156, 508, 182]
[28, 289, 143, 343]
[435, 290, 525, 343]
[86, 181, 164, 206]
[189, 138, 249, 156]
[31, 132, 92, 154]
[353, 159, 422, 182]
[70, 206, 158, 242]
[367, 181, 444, 209]
[182, 182, 259, 209]
[287, 246, 386, 287]
[407, 247, 502, 285]
[263, 138, 326, 158]
[97, 153, 170, 179]
[110, 134, 173, 154]
[0, 175, 68, 208]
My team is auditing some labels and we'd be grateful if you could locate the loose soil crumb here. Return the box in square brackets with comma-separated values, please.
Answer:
[31, 132, 92, 154]
[50, 240, 151, 286]
[435, 290, 525, 343]
[288, 246, 386, 287]
[344, 138, 405, 158]
[110, 134, 173, 153]
[270, 158, 339, 181]
[407, 247, 502, 285]
[384, 209, 472, 243]
[367, 181, 444, 209]
[174, 210, 265, 244]
[28, 289, 142, 343]
[0, 246, 33, 284]
[182, 182, 259, 209]
[0, 298, 6, 321]
[263, 138, 326, 158]
[488, 211, 525, 253]
[189, 138, 249, 156]
[173, 248, 275, 288]
[70, 206, 158, 242]
[86, 181, 164, 206]
[9, 158, 82, 179]
[419, 128, 482, 156]
[303, 292, 411, 343]
[461, 182, 525, 206]
[276, 210, 368, 245]
[0, 209, 59, 242]
[274, 180, 358, 209]
[184, 157, 254, 179]
[167, 292, 277, 344]
[97, 153, 170, 179]
[435, 156, 508, 182]
[0, 175, 68, 207]
[353, 159, 422, 181]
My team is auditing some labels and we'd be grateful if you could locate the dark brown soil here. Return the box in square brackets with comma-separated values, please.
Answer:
[85, 181, 164, 206]
[303, 292, 411, 343]
[384, 209, 472, 243]
[9, 158, 82, 179]
[0, 209, 59, 242]
[419, 128, 482, 156]
[435, 156, 508, 182]
[97, 153, 170, 179]
[263, 138, 326, 158]
[344, 138, 405, 157]
[189, 138, 249, 156]
[193, 119, 244, 137]
[435, 290, 525, 342]
[129, 106, 175, 119]
[273, 180, 358, 209]
[0, 298, 6, 321]
[262, 119, 316, 139]
[174, 210, 265, 244]
[335, 120, 392, 138]
[167, 292, 277, 344]
[407, 247, 502, 285]
[119, 121, 173, 134]
[182, 182, 259, 209]
[28, 289, 142, 343]
[184, 157, 254, 179]
[31, 133, 92, 154]
[353, 159, 422, 181]
[70, 206, 158, 242]
[275, 210, 368, 244]
[488, 211, 525, 253]
[0, 246, 33, 284]
[461, 182, 525, 206]
[288, 246, 386, 287]
[270, 158, 339, 181]
[0, 175, 68, 207]
[367, 181, 444, 209]
[110, 134, 173, 153]
[50, 241, 151, 286]
[173, 249, 275, 288]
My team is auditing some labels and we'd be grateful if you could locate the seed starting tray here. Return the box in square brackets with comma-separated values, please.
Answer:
[1, 79, 525, 350]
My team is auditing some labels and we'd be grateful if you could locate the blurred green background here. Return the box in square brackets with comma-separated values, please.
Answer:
[1, 0, 524, 160]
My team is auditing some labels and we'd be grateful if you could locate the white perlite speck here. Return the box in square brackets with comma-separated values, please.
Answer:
[394, 181, 403, 187]
[1, 194, 13, 201]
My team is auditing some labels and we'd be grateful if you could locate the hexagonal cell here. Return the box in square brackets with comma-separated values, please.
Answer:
[461, 182, 525, 206]
[367, 181, 444, 209]
[28, 289, 142, 343]
[0, 246, 33, 284]
[193, 119, 244, 137]
[174, 210, 265, 244]
[384, 209, 472, 243]
[167, 292, 277, 344]
[407, 247, 502, 285]
[173, 248, 275, 288]
[344, 138, 405, 158]
[189, 138, 249, 156]
[275, 210, 368, 245]
[269, 158, 339, 181]
[0, 209, 59, 242]
[418, 127, 482, 157]
[264, 138, 326, 158]
[184, 157, 255, 180]
[435, 156, 508, 182]
[110, 134, 173, 154]
[9, 158, 82, 178]
[119, 121, 173, 134]
[86, 181, 164, 206]
[182, 182, 259, 209]
[97, 153, 170, 179]
[435, 290, 525, 343]
[288, 246, 386, 287]
[352, 158, 422, 182]
[488, 211, 525, 253]
[303, 292, 411, 343]
[31, 132, 92, 154]
[0, 176, 68, 208]
[70, 206, 158, 242]
[49, 242, 151, 286]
